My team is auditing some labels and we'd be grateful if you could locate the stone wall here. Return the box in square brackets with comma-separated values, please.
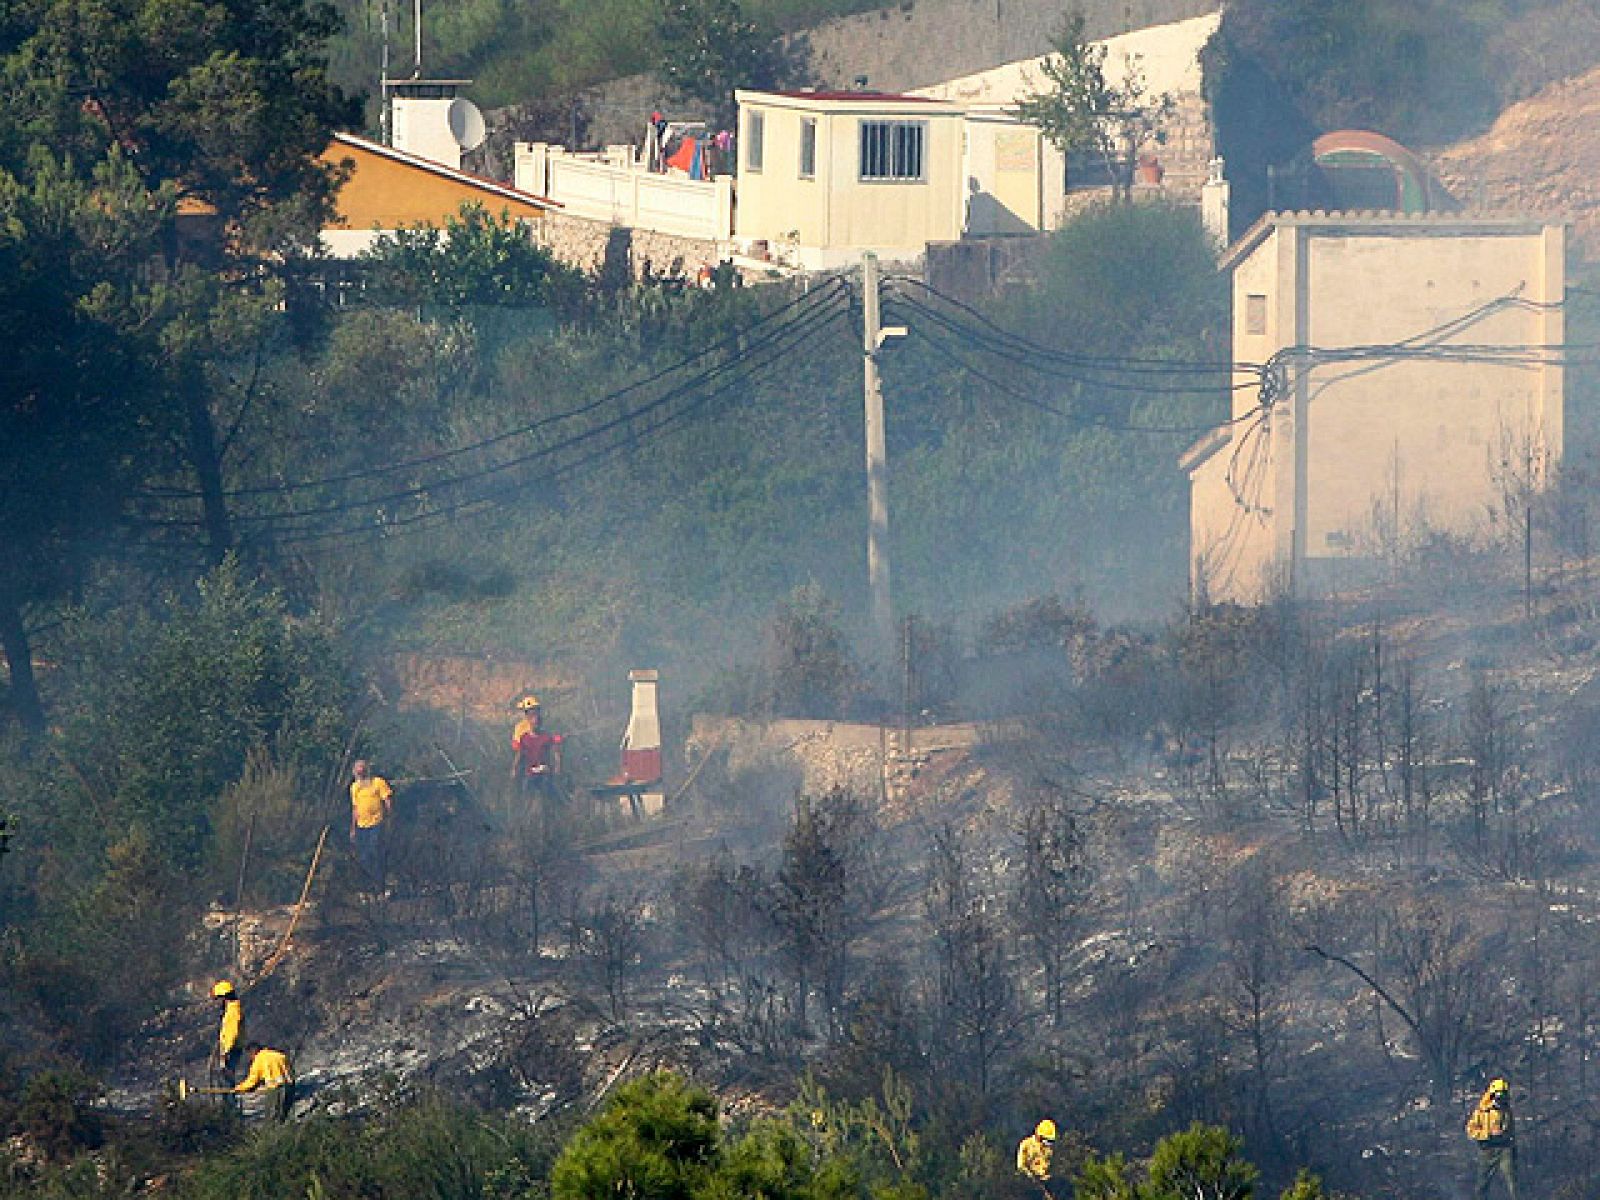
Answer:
[576, 0, 1219, 146]
[807, 0, 1217, 100]
[531, 208, 728, 281]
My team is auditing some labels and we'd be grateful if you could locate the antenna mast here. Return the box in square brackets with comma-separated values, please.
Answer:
[379, 0, 392, 143]
[414, 0, 423, 76]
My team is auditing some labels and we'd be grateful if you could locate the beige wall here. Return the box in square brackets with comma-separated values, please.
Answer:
[963, 115, 1048, 235]
[735, 92, 964, 267]
[1188, 216, 1565, 602]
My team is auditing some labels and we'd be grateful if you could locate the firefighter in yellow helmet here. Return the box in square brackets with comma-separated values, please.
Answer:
[510, 694, 563, 805]
[1016, 1118, 1057, 1192]
[1467, 1077, 1517, 1200]
[234, 1042, 296, 1122]
[209, 981, 244, 1086]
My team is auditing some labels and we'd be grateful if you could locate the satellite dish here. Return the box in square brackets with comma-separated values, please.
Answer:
[448, 96, 487, 152]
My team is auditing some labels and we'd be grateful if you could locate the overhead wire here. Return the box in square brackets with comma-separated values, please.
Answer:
[892, 311, 1261, 436]
[248, 298, 854, 548]
[137, 284, 852, 533]
[887, 289, 1263, 396]
[267, 305, 851, 549]
[137, 277, 851, 502]
[885, 273, 1263, 376]
[1215, 285, 1592, 536]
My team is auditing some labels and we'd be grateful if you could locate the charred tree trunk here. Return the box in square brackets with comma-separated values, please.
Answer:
[185, 384, 233, 563]
[0, 590, 45, 734]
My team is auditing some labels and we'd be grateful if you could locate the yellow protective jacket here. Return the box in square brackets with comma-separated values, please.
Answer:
[1466, 1092, 1514, 1147]
[218, 998, 243, 1056]
[235, 1048, 294, 1093]
[1016, 1134, 1053, 1181]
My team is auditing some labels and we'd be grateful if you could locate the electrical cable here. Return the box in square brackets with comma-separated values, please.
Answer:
[249, 303, 853, 548]
[893, 315, 1260, 436]
[888, 290, 1263, 395]
[263, 305, 851, 549]
[884, 273, 1263, 376]
[137, 287, 852, 531]
[137, 278, 851, 502]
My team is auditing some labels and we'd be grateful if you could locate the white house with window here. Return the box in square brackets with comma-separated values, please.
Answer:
[733, 89, 965, 269]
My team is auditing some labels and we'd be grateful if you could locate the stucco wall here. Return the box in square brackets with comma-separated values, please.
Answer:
[734, 93, 965, 263]
[1189, 216, 1566, 604]
[323, 141, 548, 231]
[515, 143, 734, 241]
[1296, 227, 1564, 559]
[792, 0, 1217, 100]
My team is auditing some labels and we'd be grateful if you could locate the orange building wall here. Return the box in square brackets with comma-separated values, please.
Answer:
[322, 143, 547, 230]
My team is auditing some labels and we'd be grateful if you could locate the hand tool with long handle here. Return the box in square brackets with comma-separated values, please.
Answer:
[177, 1079, 234, 1099]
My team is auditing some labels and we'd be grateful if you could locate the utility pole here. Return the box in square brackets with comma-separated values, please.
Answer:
[861, 253, 904, 664]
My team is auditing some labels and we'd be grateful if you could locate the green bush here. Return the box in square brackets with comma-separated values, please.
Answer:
[362, 204, 587, 312]
[1074, 1150, 1139, 1200]
[1143, 1123, 1257, 1200]
[1278, 1170, 1325, 1200]
[15, 1070, 103, 1164]
[551, 1072, 721, 1200]
[176, 1092, 555, 1200]
[54, 559, 358, 872]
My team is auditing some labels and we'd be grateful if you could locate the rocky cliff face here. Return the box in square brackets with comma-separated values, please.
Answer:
[1433, 64, 1600, 260]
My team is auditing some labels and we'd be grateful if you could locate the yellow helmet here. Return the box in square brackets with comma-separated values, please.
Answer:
[1036, 1119, 1057, 1142]
[212, 980, 235, 998]
[516, 695, 541, 711]
[1488, 1078, 1509, 1095]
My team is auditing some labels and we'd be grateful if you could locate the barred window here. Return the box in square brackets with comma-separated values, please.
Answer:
[859, 120, 925, 181]
[746, 110, 764, 172]
[799, 118, 817, 178]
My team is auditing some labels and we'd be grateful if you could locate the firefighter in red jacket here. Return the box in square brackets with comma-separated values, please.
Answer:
[511, 695, 564, 805]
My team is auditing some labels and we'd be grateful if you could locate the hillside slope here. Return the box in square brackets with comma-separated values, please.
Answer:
[1435, 63, 1600, 259]
[88, 547, 1600, 1199]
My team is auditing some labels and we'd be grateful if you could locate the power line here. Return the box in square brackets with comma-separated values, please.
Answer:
[138, 287, 852, 532]
[139, 278, 851, 503]
[884, 273, 1261, 378]
[887, 290, 1262, 396]
[249, 302, 854, 548]
[897, 319, 1259, 436]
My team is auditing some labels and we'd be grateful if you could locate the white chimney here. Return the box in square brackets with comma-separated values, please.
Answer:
[620, 669, 664, 816]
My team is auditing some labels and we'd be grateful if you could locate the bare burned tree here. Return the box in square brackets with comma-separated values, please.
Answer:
[1168, 606, 1273, 806]
[667, 848, 793, 1059]
[1387, 654, 1437, 860]
[570, 890, 651, 1025]
[773, 787, 881, 1041]
[1281, 627, 1332, 837]
[923, 823, 1019, 1106]
[505, 816, 586, 964]
[1015, 785, 1091, 1026]
[1309, 897, 1493, 1103]
[1218, 857, 1293, 1149]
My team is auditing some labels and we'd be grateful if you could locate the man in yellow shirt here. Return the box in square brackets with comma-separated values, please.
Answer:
[349, 760, 394, 893]
[210, 980, 244, 1086]
[1017, 1119, 1057, 1195]
[234, 1042, 296, 1121]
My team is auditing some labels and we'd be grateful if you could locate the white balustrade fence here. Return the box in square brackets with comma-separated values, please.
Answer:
[514, 142, 733, 242]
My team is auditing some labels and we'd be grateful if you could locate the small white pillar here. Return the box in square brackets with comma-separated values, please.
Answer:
[1203, 157, 1231, 249]
[514, 142, 550, 195]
